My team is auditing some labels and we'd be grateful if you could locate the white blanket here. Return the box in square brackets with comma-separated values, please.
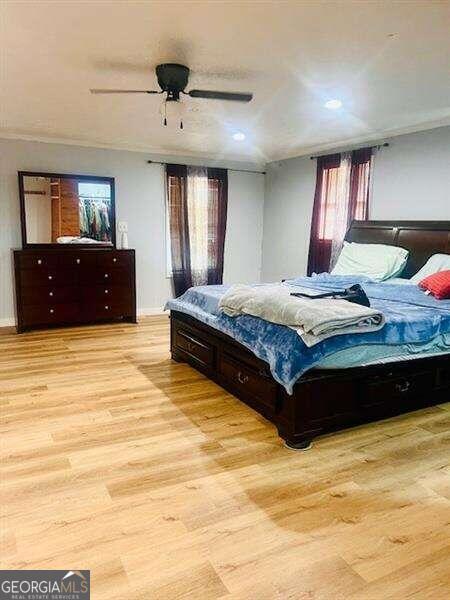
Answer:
[219, 284, 385, 347]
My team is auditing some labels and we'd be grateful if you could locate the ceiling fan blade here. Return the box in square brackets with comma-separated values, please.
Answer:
[90, 89, 161, 94]
[188, 89, 253, 102]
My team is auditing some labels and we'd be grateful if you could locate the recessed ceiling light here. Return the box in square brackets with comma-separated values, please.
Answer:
[232, 131, 246, 141]
[324, 99, 342, 110]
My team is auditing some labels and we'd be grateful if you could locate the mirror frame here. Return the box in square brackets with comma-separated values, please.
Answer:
[18, 171, 116, 249]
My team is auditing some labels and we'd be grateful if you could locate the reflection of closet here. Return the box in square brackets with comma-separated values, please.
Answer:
[50, 178, 79, 241]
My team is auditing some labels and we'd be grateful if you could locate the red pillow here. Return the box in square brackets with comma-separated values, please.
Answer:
[419, 270, 450, 299]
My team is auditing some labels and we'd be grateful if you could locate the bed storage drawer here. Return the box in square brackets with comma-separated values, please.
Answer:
[362, 369, 435, 409]
[437, 364, 450, 389]
[218, 352, 277, 410]
[174, 328, 215, 368]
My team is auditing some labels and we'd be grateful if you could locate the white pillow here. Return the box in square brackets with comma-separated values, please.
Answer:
[410, 254, 450, 283]
[331, 241, 409, 281]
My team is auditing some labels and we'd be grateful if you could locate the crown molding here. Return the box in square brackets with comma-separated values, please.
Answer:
[268, 118, 450, 163]
[2, 116, 449, 169]
[0, 130, 266, 171]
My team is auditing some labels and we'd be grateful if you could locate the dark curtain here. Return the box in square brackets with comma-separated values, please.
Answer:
[307, 148, 373, 275]
[348, 147, 373, 221]
[307, 153, 340, 275]
[206, 168, 228, 285]
[166, 164, 190, 297]
[166, 164, 228, 297]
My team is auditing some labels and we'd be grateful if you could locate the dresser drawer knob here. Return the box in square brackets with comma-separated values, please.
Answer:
[104, 289, 109, 294]
[49, 291, 53, 297]
[76, 258, 81, 264]
[49, 308, 54, 314]
[104, 273, 109, 278]
[37, 259, 42, 265]
[105, 305, 109, 310]
[48, 275, 53, 280]
[237, 371, 249, 385]
[113, 257, 117, 263]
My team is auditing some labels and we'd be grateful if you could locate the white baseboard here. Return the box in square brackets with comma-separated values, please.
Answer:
[137, 307, 166, 317]
[0, 317, 15, 328]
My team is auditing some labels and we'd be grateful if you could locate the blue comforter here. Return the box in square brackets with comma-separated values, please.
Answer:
[165, 274, 450, 394]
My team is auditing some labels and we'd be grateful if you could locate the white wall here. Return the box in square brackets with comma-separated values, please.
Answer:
[261, 155, 316, 282]
[223, 170, 264, 285]
[370, 127, 450, 220]
[262, 125, 450, 282]
[0, 138, 265, 324]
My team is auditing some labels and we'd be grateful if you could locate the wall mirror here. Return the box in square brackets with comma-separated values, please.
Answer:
[19, 171, 116, 247]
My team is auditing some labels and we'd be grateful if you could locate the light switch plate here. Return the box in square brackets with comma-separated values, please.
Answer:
[117, 221, 128, 233]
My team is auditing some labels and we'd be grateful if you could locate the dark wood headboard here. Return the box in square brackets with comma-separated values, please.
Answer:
[345, 220, 450, 278]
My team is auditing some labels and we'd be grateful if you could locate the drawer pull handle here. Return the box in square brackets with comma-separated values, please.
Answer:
[37, 259, 42, 265]
[48, 275, 53, 280]
[105, 305, 109, 310]
[49, 291, 53, 297]
[49, 308, 54, 314]
[187, 342, 196, 352]
[76, 258, 81, 264]
[237, 371, 249, 385]
[396, 381, 410, 393]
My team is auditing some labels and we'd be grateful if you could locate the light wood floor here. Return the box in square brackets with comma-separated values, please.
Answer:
[1, 316, 449, 599]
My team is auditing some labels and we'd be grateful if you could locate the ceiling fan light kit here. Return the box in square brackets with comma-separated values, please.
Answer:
[90, 63, 253, 129]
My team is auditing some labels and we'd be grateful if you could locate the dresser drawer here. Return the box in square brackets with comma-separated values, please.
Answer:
[86, 300, 133, 320]
[58, 252, 97, 268]
[21, 285, 79, 306]
[22, 303, 80, 327]
[97, 251, 132, 269]
[82, 285, 132, 303]
[20, 268, 77, 288]
[218, 353, 277, 409]
[80, 267, 130, 286]
[174, 328, 215, 368]
[18, 254, 59, 269]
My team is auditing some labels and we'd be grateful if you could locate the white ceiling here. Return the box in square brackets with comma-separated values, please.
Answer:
[1, 1, 449, 165]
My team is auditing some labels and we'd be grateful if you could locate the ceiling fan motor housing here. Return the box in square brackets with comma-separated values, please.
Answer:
[156, 63, 190, 100]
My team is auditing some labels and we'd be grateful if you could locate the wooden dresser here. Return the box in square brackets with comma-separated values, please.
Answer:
[13, 248, 136, 332]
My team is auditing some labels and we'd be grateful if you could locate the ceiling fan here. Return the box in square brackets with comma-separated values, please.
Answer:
[91, 63, 253, 128]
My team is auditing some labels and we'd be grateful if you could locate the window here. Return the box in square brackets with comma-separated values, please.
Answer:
[317, 165, 342, 241]
[308, 148, 373, 275]
[165, 165, 228, 297]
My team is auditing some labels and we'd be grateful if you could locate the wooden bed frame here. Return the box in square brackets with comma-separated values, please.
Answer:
[170, 221, 450, 449]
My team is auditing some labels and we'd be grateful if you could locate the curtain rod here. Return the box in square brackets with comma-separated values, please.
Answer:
[147, 160, 265, 175]
[310, 142, 389, 160]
